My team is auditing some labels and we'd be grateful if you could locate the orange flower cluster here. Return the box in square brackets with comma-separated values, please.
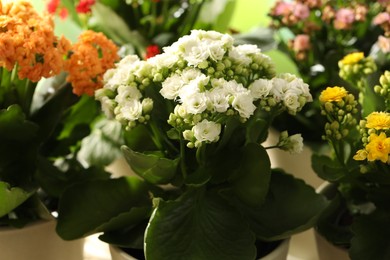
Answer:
[0, 0, 71, 82]
[65, 30, 119, 96]
[0, 0, 119, 96]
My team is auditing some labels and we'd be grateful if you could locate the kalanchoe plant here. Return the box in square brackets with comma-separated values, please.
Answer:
[0, 0, 118, 227]
[268, 0, 390, 142]
[56, 30, 327, 260]
[313, 52, 390, 259]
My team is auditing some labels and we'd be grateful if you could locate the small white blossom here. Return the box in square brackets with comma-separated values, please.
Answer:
[160, 74, 184, 100]
[249, 79, 273, 100]
[116, 85, 142, 103]
[207, 88, 229, 113]
[278, 132, 304, 154]
[232, 92, 256, 119]
[117, 99, 143, 121]
[182, 92, 208, 114]
[192, 119, 221, 143]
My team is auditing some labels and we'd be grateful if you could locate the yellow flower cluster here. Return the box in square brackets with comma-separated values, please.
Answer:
[319, 86, 348, 103]
[354, 112, 390, 163]
[339, 52, 364, 66]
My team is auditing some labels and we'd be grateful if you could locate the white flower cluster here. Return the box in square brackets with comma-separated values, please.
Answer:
[96, 30, 312, 148]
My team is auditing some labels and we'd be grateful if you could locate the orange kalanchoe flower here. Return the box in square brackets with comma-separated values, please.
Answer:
[65, 30, 119, 96]
[0, 0, 71, 82]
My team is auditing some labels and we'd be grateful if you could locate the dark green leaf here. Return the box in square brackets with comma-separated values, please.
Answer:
[145, 188, 256, 260]
[99, 220, 148, 248]
[56, 177, 151, 240]
[239, 170, 328, 241]
[350, 210, 390, 260]
[122, 146, 178, 184]
[311, 154, 346, 182]
[230, 143, 271, 207]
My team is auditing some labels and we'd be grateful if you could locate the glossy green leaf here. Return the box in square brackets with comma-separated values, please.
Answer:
[145, 189, 256, 260]
[0, 182, 34, 217]
[122, 146, 178, 184]
[56, 177, 151, 240]
[230, 143, 271, 207]
[0, 105, 38, 141]
[239, 170, 328, 241]
[311, 154, 346, 182]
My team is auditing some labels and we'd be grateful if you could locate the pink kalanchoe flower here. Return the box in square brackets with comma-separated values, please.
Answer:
[272, 1, 293, 16]
[292, 34, 311, 53]
[373, 12, 390, 26]
[378, 35, 390, 53]
[292, 2, 310, 20]
[334, 8, 355, 30]
[76, 0, 96, 14]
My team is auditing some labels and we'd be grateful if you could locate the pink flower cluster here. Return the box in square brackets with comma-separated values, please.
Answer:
[269, 0, 390, 59]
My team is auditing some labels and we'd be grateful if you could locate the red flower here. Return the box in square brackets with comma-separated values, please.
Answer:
[47, 0, 60, 14]
[76, 0, 96, 14]
[145, 44, 160, 59]
[59, 8, 69, 20]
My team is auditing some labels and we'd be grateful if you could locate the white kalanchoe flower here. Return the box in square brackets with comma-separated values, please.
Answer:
[160, 74, 184, 100]
[117, 99, 143, 122]
[249, 78, 273, 100]
[192, 119, 221, 144]
[277, 131, 304, 154]
[232, 92, 256, 119]
[115, 85, 142, 103]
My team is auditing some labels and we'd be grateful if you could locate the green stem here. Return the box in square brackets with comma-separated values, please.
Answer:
[148, 1, 157, 38]
[179, 135, 187, 179]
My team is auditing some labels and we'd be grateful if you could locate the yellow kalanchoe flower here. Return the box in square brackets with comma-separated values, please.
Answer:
[339, 52, 364, 65]
[365, 112, 390, 130]
[319, 86, 348, 103]
[365, 132, 390, 163]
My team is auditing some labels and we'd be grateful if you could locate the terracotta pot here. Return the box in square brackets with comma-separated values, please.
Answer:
[109, 238, 290, 260]
[314, 182, 349, 260]
[0, 220, 84, 260]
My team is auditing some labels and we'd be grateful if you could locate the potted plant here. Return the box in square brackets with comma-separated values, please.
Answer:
[313, 49, 390, 259]
[55, 29, 328, 260]
[268, 0, 389, 143]
[0, 1, 119, 259]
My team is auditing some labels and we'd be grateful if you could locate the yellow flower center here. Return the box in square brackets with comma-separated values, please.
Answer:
[365, 112, 390, 130]
[340, 52, 364, 65]
[366, 132, 390, 163]
[319, 86, 348, 103]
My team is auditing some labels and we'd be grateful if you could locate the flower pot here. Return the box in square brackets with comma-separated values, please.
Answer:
[314, 182, 349, 260]
[109, 238, 290, 260]
[0, 220, 85, 260]
[264, 129, 323, 189]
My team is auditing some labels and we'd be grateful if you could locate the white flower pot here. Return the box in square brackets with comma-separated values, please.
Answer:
[109, 238, 290, 260]
[314, 182, 349, 260]
[264, 129, 323, 189]
[0, 220, 84, 260]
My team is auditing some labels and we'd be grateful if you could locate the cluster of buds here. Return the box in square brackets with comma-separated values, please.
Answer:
[338, 52, 377, 89]
[374, 71, 390, 104]
[319, 86, 359, 141]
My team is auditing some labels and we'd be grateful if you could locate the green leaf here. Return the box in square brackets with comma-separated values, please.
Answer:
[122, 146, 179, 184]
[230, 143, 271, 207]
[77, 118, 124, 167]
[311, 154, 346, 182]
[350, 210, 390, 260]
[239, 170, 328, 241]
[145, 188, 256, 260]
[0, 105, 38, 141]
[0, 182, 34, 217]
[56, 177, 151, 240]
[246, 118, 269, 144]
[99, 220, 148, 248]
